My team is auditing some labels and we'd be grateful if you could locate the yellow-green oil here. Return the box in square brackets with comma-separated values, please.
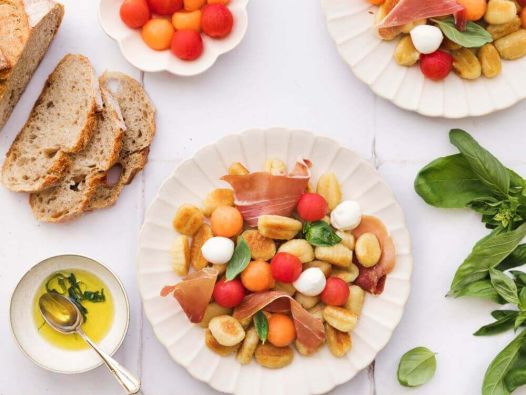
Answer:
[33, 270, 114, 350]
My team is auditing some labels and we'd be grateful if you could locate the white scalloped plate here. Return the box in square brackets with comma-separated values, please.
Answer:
[137, 128, 413, 395]
[321, 0, 526, 118]
[98, 0, 248, 76]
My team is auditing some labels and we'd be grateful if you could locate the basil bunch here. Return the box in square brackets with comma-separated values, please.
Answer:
[415, 129, 526, 395]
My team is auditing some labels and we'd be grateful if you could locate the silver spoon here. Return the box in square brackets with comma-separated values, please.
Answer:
[39, 292, 141, 394]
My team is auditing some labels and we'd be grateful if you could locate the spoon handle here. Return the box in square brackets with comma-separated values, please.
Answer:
[77, 329, 141, 394]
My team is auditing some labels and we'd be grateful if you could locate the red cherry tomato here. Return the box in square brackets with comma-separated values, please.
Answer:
[120, 0, 151, 28]
[419, 51, 453, 81]
[320, 277, 350, 306]
[171, 30, 203, 60]
[201, 4, 233, 38]
[147, 0, 183, 15]
[271, 252, 302, 283]
[213, 278, 245, 308]
[296, 193, 328, 222]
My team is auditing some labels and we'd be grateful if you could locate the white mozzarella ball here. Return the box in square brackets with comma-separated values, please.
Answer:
[330, 200, 362, 231]
[410, 25, 444, 54]
[293, 268, 327, 296]
[201, 237, 235, 265]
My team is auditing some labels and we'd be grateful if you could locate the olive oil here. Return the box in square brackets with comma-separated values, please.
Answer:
[33, 269, 114, 350]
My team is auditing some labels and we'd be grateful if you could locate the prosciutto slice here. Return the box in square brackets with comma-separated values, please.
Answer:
[351, 216, 396, 295]
[221, 159, 311, 227]
[377, 0, 464, 29]
[233, 291, 325, 353]
[160, 267, 218, 323]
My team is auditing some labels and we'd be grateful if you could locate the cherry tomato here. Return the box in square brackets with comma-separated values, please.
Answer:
[142, 18, 175, 50]
[268, 314, 296, 347]
[213, 278, 245, 308]
[207, 0, 230, 4]
[171, 30, 203, 60]
[296, 193, 328, 222]
[211, 206, 244, 237]
[120, 0, 151, 28]
[419, 51, 453, 81]
[271, 252, 302, 283]
[240, 260, 274, 292]
[147, 0, 183, 15]
[320, 277, 350, 306]
[201, 4, 233, 38]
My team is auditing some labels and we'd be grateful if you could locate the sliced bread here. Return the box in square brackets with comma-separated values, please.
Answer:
[29, 87, 126, 222]
[1, 53, 101, 192]
[88, 71, 156, 210]
[0, 0, 63, 130]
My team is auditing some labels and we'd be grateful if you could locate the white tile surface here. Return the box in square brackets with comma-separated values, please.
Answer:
[1, 0, 526, 394]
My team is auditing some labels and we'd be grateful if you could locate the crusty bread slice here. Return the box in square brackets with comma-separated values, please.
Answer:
[1, 53, 101, 192]
[29, 87, 126, 222]
[88, 71, 156, 210]
[0, 0, 63, 130]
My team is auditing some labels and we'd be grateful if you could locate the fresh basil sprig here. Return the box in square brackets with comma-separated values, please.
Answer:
[303, 221, 342, 247]
[475, 310, 518, 336]
[254, 311, 268, 343]
[432, 17, 493, 48]
[225, 238, 251, 281]
[490, 268, 520, 305]
[397, 347, 437, 387]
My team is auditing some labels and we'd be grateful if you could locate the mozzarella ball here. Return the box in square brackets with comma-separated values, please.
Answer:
[201, 237, 235, 265]
[410, 25, 443, 54]
[293, 268, 327, 296]
[330, 200, 362, 231]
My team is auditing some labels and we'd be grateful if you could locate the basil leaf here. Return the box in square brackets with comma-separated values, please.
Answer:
[475, 311, 518, 336]
[450, 129, 510, 198]
[455, 278, 505, 304]
[505, 350, 526, 392]
[397, 347, 437, 387]
[499, 245, 526, 271]
[303, 221, 342, 247]
[449, 224, 526, 297]
[515, 312, 526, 331]
[414, 154, 495, 208]
[433, 17, 493, 48]
[519, 287, 526, 310]
[226, 238, 251, 281]
[490, 268, 519, 305]
[483, 329, 526, 395]
[493, 310, 520, 320]
[253, 311, 268, 343]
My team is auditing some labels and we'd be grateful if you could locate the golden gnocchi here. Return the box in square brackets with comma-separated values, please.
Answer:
[278, 239, 314, 263]
[202, 188, 234, 217]
[314, 243, 353, 267]
[171, 235, 190, 276]
[172, 204, 204, 236]
[258, 215, 302, 240]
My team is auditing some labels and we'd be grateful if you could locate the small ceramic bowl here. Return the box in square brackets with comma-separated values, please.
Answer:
[10, 254, 130, 374]
[98, 0, 249, 76]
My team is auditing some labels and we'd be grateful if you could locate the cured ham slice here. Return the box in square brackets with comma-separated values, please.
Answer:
[351, 216, 396, 295]
[221, 159, 311, 227]
[160, 267, 218, 323]
[377, 0, 464, 29]
[233, 291, 325, 353]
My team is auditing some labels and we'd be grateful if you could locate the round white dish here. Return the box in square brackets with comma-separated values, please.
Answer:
[98, 0, 249, 76]
[10, 254, 130, 374]
[137, 128, 413, 395]
[321, 0, 526, 118]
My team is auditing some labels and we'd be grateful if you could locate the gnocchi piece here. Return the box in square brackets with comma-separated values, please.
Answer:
[485, 0, 518, 24]
[355, 233, 382, 268]
[255, 343, 294, 369]
[199, 303, 233, 328]
[202, 189, 234, 216]
[399, 18, 426, 34]
[172, 204, 204, 236]
[394, 35, 420, 66]
[325, 323, 352, 358]
[478, 43, 502, 78]
[336, 230, 355, 250]
[332, 263, 359, 283]
[495, 29, 526, 59]
[228, 162, 249, 176]
[295, 292, 320, 309]
[273, 281, 296, 296]
[345, 285, 365, 317]
[264, 158, 287, 175]
[237, 327, 260, 364]
[209, 315, 246, 346]
[238, 314, 254, 329]
[486, 16, 521, 39]
[452, 48, 482, 80]
[258, 215, 302, 240]
[308, 303, 325, 322]
[205, 329, 239, 356]
[171, 235, 190, 276]
[317, 173, 342, 210]
[314, 244, 353, 267]
[441, 37, 462, 51]
[303, 260, 332, 277]
[211, 263, 226, 276]
[240, 229, 276, 261]
[190, 224, 213, 270]
[278, 239, 315, 263]
[323, 306, 358, 332]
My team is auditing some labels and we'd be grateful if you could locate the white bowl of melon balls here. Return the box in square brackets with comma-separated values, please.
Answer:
[99, 0, 249, 75]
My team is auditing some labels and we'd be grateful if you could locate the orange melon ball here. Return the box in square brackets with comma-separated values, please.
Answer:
[268, 314, 296, 347]
[172, 10, 202, 31]
[211, 206, 244, 237]
[456, 0, 487, 21]
[142, 18, 174, 50]
[240, 260, 274, 292]
[184, 0, 206, 11]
